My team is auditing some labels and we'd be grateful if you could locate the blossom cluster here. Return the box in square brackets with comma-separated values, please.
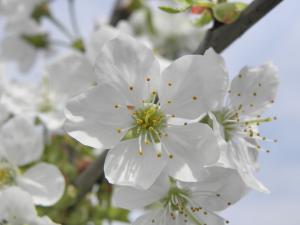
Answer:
[0, 0, 279, 225]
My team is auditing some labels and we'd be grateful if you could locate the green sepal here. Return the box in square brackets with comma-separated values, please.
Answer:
[159, 6, 190, 14]
[21, 33, 49, 49]
[212, 2, 247, 24]
[31, 2, 51, 22]
[121, 127, 140, 142]
[72, 39, 85, 53]
[193, 9, 213, 26]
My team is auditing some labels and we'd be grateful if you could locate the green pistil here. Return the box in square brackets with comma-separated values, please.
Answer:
[122, 105, 166, 143]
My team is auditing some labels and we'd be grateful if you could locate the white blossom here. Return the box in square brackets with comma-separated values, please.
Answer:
[208, 63, 279, 192]
[113, 167, 247, 225]
[0, 186, 59, 225]
[65, 34, 228, 189]
[0, 19, 48, 73]
[0, 116, 65, 206]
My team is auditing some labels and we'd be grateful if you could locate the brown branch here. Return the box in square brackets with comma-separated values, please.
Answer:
[74, 149, 109, 199]
[109, 0, 133, 26]
[194, 0, 284, 54]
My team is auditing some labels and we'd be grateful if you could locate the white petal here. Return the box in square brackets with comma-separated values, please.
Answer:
[17, 162, 65, 206]
[38, 110, 65, 131]
[45, 52, 96, 99]
[104, 139, 167, 189]
[65, 84, 132, 149]
[193, 210, 225, 225]
[0, 187, 37, 223]
[94, 34, 160, 106]
[133, 209, 174, 225]
[229, 137, 269, 193]
[229, 62, 279, 115]
[162, 123, 220, 181]
[159, 49, 228, 119]
[0, 35, 37, 73]
[0, 116, 44, 166]
[87, 26, 121, 64]
[113, 173, 168, 210]
[184, 167, 247, 211]
[0, 103, 10, 124]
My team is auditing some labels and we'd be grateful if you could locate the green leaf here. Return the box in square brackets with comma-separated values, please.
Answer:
[193, 0, 215, 8]
[159, 6, 189, 14]
[212, 2, 247, 24]
[193, 9, 213, 26]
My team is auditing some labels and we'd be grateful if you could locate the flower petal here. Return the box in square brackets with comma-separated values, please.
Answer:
[113, 173, 168, 210]
[0, 116, 44, 166]
[17, 162, 65, 206]
[229, 137, 269, 193]
[182, 167, 247, 212]
[132, 209, 174, 225]
[46, 52, 96, 98]
[104, 139, 167, 189]
[229, 62, 279, 115]
[0, 187, 37, 223]
[65, 84, 132, 149]
[162, 123, 220, 181]
[87, 26, 121, 64]
[159, 48, 228, 119]
[94, 34, 160, 106]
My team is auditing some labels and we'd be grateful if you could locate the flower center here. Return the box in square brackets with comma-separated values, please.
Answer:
[122, 104, 167, 146]
[213, 108, 276, 144]
[0, 164, 16, 189]
[132, 105, 166, 141]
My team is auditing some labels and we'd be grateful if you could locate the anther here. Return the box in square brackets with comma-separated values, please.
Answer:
[129, 86, 133, 91]
[192, 96, 197, 100]
[146, 77, 151, 82]
[168, 82, 172, 87]
[116, 128, 121, 133]
[253, 92, 257, 96]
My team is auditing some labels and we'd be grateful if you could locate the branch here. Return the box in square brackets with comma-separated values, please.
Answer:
[109, 0, 132, 26]
[74, 149, 109, 199]
[194, 0, 284, 54]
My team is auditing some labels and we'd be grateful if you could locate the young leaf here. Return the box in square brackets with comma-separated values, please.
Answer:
[159, 6, 189, 14]
[212, 2, 247, 24]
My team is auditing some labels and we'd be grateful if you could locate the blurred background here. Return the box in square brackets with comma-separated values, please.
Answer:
[1, 0, 299, 224]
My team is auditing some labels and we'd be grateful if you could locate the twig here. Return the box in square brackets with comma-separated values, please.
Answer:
[194, 0, 284, 54]
[109, 0, 132, 26]
[74, 149, 109, 200]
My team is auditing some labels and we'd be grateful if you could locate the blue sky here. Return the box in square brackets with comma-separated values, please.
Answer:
[1, 0, 300, 224]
